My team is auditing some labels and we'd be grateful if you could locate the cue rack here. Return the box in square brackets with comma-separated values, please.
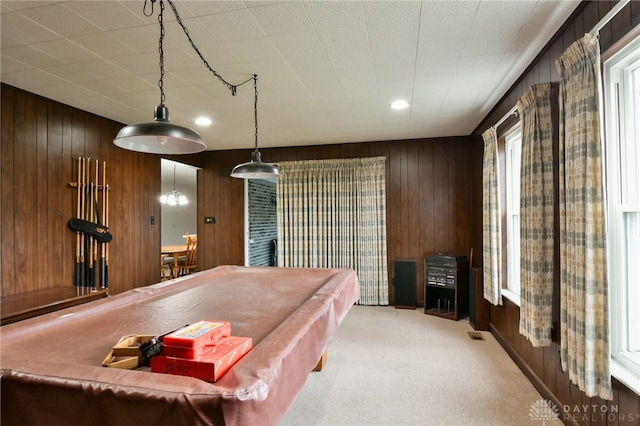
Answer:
[68, 157, 111, 291]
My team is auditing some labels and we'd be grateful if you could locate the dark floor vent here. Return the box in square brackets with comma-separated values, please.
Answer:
[468, 331, 485, 341]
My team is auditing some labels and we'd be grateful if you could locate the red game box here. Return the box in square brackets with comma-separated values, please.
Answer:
[162, 343, 213, 359]
[151, 336, 252, 382]
[163, 320, 231, 349]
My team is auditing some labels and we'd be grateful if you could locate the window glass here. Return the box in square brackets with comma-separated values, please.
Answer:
[504, 127, 522, 303]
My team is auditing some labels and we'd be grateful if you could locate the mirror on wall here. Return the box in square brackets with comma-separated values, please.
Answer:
[160, 159, 198, 246]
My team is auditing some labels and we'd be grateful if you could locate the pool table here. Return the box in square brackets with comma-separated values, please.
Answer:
[0, 265, 360, 425]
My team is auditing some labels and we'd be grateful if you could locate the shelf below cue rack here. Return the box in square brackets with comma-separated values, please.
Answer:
[1, 286, 107, 326]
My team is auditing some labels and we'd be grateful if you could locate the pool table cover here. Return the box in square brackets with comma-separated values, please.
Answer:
[0, 266, 360, 425]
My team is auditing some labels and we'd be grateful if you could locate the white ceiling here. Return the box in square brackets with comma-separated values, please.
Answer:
[1, 0, 580, 151]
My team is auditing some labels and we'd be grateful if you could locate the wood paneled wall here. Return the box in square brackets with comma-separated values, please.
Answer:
[182, 136, 476, 306]
[472, 1, 640, 423]
[1, 84, 476, 307]
[1, 85, 161, 297]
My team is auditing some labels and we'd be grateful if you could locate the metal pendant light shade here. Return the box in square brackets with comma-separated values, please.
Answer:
[113, 0, 206, 155]
[230, 75, 280, 179]
[114, 105, 206, 154]
[231, 150, 280, 179]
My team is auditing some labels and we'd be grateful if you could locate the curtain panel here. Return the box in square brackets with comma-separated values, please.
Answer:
[556, 33, 612, 400]
[482, 127, 502, 306]
[517, 83, 555, 347]
[276, 157, 388, 305]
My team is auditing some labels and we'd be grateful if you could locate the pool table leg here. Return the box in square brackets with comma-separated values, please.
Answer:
[313, 348, 328, 371]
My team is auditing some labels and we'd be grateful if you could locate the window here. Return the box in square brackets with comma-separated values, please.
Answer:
[503, 126, 522, 305]
[603, 33, 640, 393]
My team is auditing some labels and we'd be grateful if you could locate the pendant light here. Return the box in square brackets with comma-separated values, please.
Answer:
[160, 164, 188, 206]
[113, 0, 206, 154]
[231, 75, 280, 179]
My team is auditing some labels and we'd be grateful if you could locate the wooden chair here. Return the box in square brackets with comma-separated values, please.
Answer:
[161, 254, 173, 281]
[177, 235, 197, 276]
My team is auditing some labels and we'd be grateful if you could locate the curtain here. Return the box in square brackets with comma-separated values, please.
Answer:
[277, 157, 388, 305]
[517, 83, 555, 347]
[482, 127, 502, 306]
[556, 33, 612, 400]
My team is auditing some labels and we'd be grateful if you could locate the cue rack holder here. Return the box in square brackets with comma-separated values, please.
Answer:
[68, 157, 111, 291]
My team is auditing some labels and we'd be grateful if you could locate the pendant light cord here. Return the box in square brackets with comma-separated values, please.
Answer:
[166, 0, 239, 96]
[158, 0, 166, 105]
[144, 0, 257, 99]
[254, 75, 259, 153]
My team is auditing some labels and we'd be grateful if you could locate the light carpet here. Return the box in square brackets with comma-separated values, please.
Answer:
[280, 305, 562, 426]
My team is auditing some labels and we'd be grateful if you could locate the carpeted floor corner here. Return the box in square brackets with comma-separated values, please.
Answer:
[280, 305, 562, 426]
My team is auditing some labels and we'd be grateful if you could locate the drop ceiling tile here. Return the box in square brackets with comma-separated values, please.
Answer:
[180, 1, 246, 18]
[270, 31, 332, 74]
[224, 37, 280, 63]
[418, 1, 479, 38]
[248, 1, 314, 36]
[377, 80, 414, 104]
[2, 44, 64, 68]
[365, 1, 420, 66]
[68, 31, 138, 59]
[108, 51, 159, 75]
[469, 1, 537, 36]
[304, 1, 367, 42]
[334, 66, 377, 88]
[102, 73, 156, 94]
[19, 3, 103, 38]
[75, 58, 131, 80]
[41, 63, 98, 83]
[321, 33, 373, 70]
[196, 9, 266, 43]
[0, 11, 62, 45]
[0, 32, 22, 49]
[32, 38, 100, 64]
[1, 1, 64, 12]
[0, 54, 31, 74]
[462, 32, 514, 57]
[63, 1, 147, 31]
[75, 78, 126, 96]
[343, 86, 379, 105]
[108, 26, 179, 55]
[374, 62, 415, 84]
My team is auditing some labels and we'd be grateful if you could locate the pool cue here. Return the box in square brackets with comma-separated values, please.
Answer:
[86, 159, 96, 289]
[79, 157, 87, 287]
[74, 157, 82, 286]
[92, 159, 99, 290]
[100, 161, 108, 289]
[104, 182, 109, 289]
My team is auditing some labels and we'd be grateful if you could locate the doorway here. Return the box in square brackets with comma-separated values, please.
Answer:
[245, 178, 277, 266]
[160, 159, 198, 246]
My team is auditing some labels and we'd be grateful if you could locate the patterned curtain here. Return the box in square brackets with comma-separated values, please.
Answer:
[517, 83, 555, 347]
[556, 33, 612, 400]
[277, 157, 388, 305]
[482, 127, 502, 306]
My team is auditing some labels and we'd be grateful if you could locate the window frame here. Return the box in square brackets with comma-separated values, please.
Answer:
[502, 124, 522, 306]
[602, 31, 640, 395]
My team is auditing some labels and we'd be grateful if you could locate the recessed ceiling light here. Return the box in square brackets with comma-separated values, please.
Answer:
[195, 117, 212, 126]
[390, 100, 409, 110]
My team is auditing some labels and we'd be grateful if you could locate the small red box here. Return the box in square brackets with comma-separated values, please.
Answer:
[163, 320, 231, 349]
[151, 336, 252, 382]
[162, 343, 210, 359]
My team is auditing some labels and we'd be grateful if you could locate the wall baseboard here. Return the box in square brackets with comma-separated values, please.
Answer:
[490, 324, 579, 426]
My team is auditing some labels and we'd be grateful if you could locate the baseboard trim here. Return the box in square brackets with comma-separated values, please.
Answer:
[490, 324, 579, 426]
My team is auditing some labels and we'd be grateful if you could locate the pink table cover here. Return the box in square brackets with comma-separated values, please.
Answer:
[0, 265, 360, 425]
